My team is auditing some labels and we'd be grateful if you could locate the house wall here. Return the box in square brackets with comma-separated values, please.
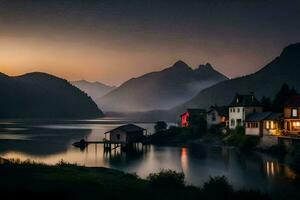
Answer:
[284, 106, 300, 118]
[110, 129, 127, 143]
[245, 127, 260, 136]
[207, 110, 221, 128]
[245, 121, 263, 136]
[263, 121, 280, 136]
[229, 106, 245, 129]
[229, 106, 263, 130]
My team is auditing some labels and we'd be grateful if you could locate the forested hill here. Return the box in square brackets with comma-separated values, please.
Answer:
[0, 72, 103, 118]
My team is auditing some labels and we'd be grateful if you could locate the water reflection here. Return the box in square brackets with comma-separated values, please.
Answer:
[0, 119, 299, 200]
[181, 148, 189, 173]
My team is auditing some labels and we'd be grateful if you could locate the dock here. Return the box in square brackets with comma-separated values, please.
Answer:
[72, 139, 142, 151]
[73, 124, 151, 151]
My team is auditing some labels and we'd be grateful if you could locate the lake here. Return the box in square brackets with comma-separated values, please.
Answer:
[0, 118, 299, 199]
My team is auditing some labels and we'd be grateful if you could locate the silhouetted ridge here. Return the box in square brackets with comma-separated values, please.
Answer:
[198, 63, 213, 70]
[0, 72, 103, 119]
[172, 60, 190, 69]
[280, 43, 300, 60]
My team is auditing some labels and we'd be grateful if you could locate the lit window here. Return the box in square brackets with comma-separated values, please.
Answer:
[270, 121, 274, 129]
[292, 109, 298, 117]
[266, 121, 270, 129]
[293, 121, 300, 127]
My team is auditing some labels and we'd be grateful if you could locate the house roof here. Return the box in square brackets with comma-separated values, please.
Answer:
[245, 112, 272, 122]
[104, 124, 145, 134]
[229, 94, 261, 107]
[265, 112, 283, 121]
[208, 105, 228, 117]
[284, 95, 300, 107]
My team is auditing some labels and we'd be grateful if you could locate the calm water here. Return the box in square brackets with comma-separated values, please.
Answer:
[0, 118, 299, 199]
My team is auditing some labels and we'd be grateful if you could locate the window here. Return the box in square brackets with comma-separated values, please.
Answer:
[292, 108, 298, 117]
[293, 121, 300, 128]
[246, 122, 250, 128]
[117, 134, 121, 140]
[212, 112, 216, 121]
[233, 108, 235, 112]
[266, 121, 270, 129]
[270, 121, 274, 129]
[237, 108, 240, 113]
[231, 119, 235, 127]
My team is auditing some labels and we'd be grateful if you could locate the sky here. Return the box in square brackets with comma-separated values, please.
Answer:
[0, 0, 299, 86]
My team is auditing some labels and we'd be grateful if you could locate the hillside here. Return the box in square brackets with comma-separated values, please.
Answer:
[0, 72, 103, 118]
[72, 80, 115, 101]
[173, 43, 300, 115]
[97, 61, 228, 112]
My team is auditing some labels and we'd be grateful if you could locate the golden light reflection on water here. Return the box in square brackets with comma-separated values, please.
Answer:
[181, 148, 188, 173]
[265, 161, 297, 179]
[0, 146, 110, 168]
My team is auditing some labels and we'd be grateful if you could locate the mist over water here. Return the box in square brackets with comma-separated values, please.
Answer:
[0, 118, 299, 200]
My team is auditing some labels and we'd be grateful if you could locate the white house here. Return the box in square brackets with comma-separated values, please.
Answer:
[207, 105, 228, 128]
[229, 94, 263, 129]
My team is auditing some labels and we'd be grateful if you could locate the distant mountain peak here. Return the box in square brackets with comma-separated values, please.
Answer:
[198, 63, 214, 70]
[172, 60, 190, 69]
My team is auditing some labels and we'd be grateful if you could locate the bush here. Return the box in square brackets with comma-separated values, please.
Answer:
[154, 121, 168, 133]
[202, 176, 233, 198]
[147, 169, 185, 187]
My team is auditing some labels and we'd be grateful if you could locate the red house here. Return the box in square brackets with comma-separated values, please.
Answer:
[180, 112, 190, 127]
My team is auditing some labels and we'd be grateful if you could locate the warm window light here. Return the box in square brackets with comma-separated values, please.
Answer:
[266, 121, 270, 129]
[270, 121, 274, 129]
[293, 121, 300, 127]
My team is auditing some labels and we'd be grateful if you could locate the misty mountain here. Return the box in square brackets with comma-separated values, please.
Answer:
[72, 80, 116, 101]
[97, 61, 228, 112]
[173, 43, 300, 115]
[0, 72, 103, 118]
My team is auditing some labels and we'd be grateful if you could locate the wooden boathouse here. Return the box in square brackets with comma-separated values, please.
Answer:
[73, 124, 148, 151]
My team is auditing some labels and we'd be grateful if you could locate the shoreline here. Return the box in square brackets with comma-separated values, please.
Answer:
[0, 158, 269, 200]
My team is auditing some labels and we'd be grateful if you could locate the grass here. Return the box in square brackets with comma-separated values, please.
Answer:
[0, 158, 270, 200]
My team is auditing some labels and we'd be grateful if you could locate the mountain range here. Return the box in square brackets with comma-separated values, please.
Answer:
[0, 72, 103, 118]
[97, 61, 228, 112]
[172, 43, 300, 116]
[72, 80, 116, 101]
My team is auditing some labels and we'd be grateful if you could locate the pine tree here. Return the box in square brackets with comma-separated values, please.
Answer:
[272, 83, 298, 112]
